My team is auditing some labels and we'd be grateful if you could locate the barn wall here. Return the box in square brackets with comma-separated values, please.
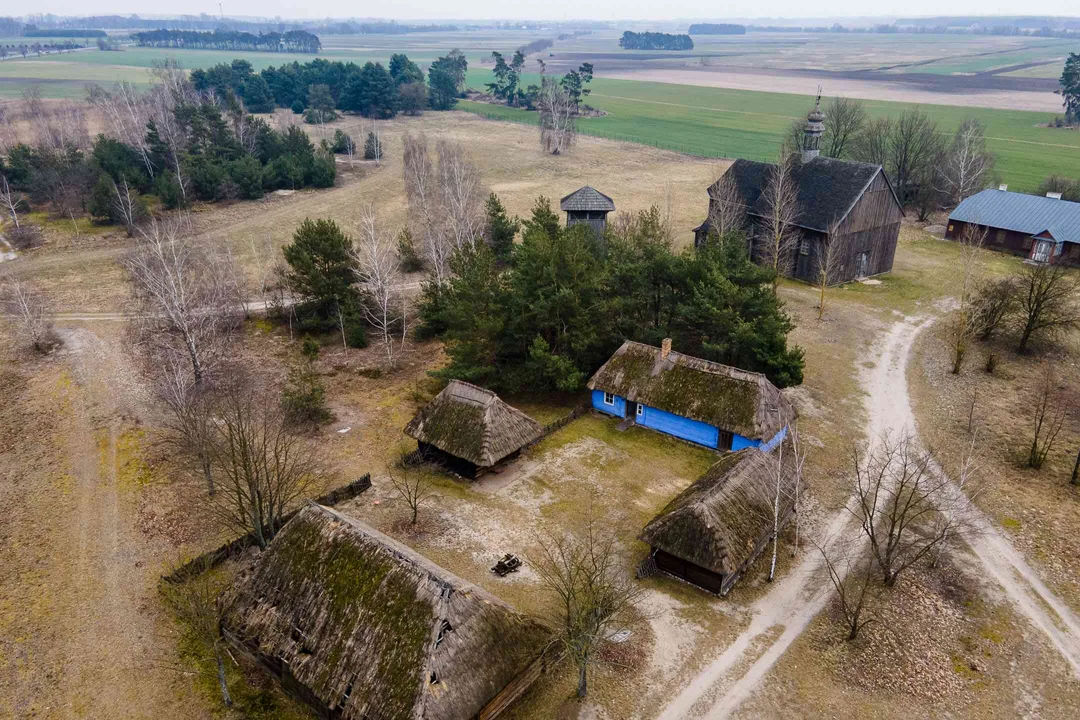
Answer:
[833, 172, 903, 237]
[638, 405, 720, 449]
[592, 390, 626, 418]
[654, 549, 725, 594]
[831, 221, 902, 282]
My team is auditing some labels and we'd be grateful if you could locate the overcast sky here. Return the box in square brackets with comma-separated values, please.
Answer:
[29, 2, 1077, 22]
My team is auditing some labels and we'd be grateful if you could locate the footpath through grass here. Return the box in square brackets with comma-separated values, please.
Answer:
[462, 70, 1080, 191]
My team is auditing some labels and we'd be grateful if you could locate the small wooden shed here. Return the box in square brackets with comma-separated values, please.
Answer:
[560, 186, 615, 235]
[404, 380, 544, 478]
[220, 504, 552, 720]
[640, 445, 795, 595]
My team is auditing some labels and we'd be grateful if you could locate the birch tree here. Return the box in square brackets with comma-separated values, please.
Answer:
[354, 207, 411, 368]
[758, 155, 801, 285]
[124, 216, 240, 384]
[538, 75, 576, 155]
[815, 235, 848, 320]
[0, 174, 21, 227]
[706, 170, 745, 240]
[111, 177, 141, 236]
[937, 118, 994, 206]
[948, 223, 987, 372]
[436, 139, 486, 252]
[0, 277, 56, 353]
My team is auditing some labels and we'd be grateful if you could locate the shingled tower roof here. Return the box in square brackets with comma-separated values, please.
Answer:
[560, 186, 616, 213]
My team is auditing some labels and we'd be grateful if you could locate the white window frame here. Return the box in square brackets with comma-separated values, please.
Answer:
[603, 392, 615, 406]
[636, 403, 644, 417]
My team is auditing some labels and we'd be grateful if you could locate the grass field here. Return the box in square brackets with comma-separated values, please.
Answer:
[1, 31, 1077, 189]
[461, 72, 1080, 190]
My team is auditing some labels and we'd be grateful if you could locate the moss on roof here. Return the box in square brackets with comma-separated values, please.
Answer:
[586, 341, 792, 440]
[640, 444, 796, 576]
[404, 380, 544, 467]
[220, 505, 551, 720]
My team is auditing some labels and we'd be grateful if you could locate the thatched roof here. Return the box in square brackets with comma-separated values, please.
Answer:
[220, 504, 550, 720]
[560, 186, 615, 213]
[404, 380, 544, 468]
[639, 445, 795, 576]
[586, 341, 793, 441]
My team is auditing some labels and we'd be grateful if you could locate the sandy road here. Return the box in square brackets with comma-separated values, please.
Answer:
[657, 315, 1080, 718]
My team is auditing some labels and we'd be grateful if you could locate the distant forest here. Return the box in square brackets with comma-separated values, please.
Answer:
[688, 24, 746, 35]
[619, 31, 694, 51]
[22, 27, 105, 37]
[132, 29, 321, 54]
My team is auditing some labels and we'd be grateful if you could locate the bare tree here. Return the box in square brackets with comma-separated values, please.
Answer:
[206, 383, 319, 549]
[111, 177, 140, 236]
[1014, 261, 1080, 352]
[354, 207, 411, 368]
[971, 275, 1018, 341]
[814, 235, 848, 320]
[814, 539, 881, 641]
[34, 100, 89, 152]
[436, 139, 487, 252]
[1027, 362, 1067, 470]
[706, 170, 745, 239]
[248, 233, 275, 303]
[343, 124, 358, 168]
[849, 433, 967, 587]
[888, 108, 944, 205]
[948, 223, 988, 373]
[402, 132, 446, 281]
[159, 560, 233, 707]
[934, 431, 981, 566]
[0, 174, 21, 227]
[124, 216, 240, 384]
[158, 357, 218, 495]
[531, 517, 644, 698]
[853, 116, 892, 168]
[538, 75, 576, 156]
[758, 155, 801, 285]
[821, 96, 867, 159]
[937, 117, 995, 206]
[145, 59, 196, 203]
[0, 277, 57, 353]
[387, 453, 435, 525]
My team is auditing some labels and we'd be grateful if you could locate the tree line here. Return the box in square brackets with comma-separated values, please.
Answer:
[688, 24, 746, 35]
[194, 51, 469, 119]
[0, 62, 336, 240]
[132, 29, 321, 54]
[618, 31, 694, 51]
[23, 27, 106, 37]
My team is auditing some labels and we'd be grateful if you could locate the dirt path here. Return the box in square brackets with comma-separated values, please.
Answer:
[656, 314, 1080, 718]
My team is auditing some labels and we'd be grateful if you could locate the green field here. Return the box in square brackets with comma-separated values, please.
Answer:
[460, 70, 1080, 190]
[0, 33, 1077, 190]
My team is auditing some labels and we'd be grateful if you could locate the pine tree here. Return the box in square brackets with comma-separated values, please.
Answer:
[1060, 52, 1080, 125]
[485, 193, 520, 263]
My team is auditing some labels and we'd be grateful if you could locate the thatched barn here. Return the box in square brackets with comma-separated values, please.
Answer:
[404, 380, 544, 478]
[694, 103, 904, 284]
[220, 504, 552, 720]
[560, 186, 615, 235]
[587, 339, 793, 451]
[640, 445, 795, 595]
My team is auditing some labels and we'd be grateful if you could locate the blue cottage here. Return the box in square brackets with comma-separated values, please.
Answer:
[586, 339, 793, 451]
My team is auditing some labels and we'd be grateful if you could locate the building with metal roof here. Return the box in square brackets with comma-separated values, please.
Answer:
[947, 187, 1080, 265]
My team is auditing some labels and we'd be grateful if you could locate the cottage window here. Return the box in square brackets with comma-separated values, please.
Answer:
[996, 229, 1006, 243]
[948, 224, 954, 233]
[636, 403, 644, 417]
[799, 238, 810, 255]
[603, 392, 615, 406]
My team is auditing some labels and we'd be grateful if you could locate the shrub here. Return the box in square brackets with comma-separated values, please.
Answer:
[331, 129, 353, 154]
[154, 174, 186, 209]
[363, 132, 383, 160]
[281, 365, 333, 428]
[396, 227, 424, 272]
[228, 155, 264, 199]
[301, 335, 320, 361]
[290, 99, 305, 114]
[7, 224, 43, 250]
[984, 352, 998, 374]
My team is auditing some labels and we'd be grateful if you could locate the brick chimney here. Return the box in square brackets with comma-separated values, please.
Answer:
[661, 338, 672, 360]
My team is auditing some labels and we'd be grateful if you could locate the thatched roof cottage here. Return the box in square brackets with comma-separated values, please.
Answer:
[220, 504, 551, 720]
[404, 380, 544, 478]
[587, 339, 793, 451]
[640, 445, 795, 595]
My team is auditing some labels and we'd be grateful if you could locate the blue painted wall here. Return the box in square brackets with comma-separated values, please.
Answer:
[639, 405, 720, 449]
[759, 426, 788, 452]
[592, 390, 626, 418]
[732, 434, 760, 451]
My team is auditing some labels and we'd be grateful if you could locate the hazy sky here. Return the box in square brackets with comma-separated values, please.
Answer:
[29, 2, 1077, 22]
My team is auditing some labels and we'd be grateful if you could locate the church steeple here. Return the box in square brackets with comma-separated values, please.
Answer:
[802, 89, 825, 163]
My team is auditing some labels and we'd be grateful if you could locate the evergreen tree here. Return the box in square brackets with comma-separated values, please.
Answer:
[282, 218, 361, 325]
[341, 62, 398, 118]
[242, 75, 275, 113]
[1060, 52, 1080, 125]
[427, 61, 459, 110]
[485, 192, 520, 263]
[363, 132, 383, 160]
[389, 53, 424, 85]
